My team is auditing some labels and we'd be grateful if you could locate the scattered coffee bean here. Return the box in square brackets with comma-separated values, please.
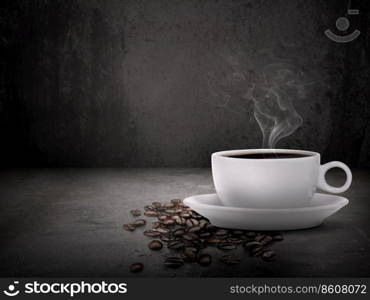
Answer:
[183, 232, 199, 241]
[163, 219, 175, 226]
[132, 219, 146, 227]
[123, 224, 136, 232]
[188, 226, 201, 233]
[155, 227, 170, 234]
[232, 230, 244, 236]
[144, 205, 155, 211]
[262, 250, 276, 261]
[130, 262, 144, 273]
[251, 247, 264, 257]
[171, 199, 182, 205]
[183, 247, 197, 262]
[167, 240, 185, 250]
[186, 219, 199, 227]
[148, 240, 163, 250]
[220, 255, 241, 265]
[160, 234, 173, 242]
[255, 235, 266, 242]
[215, 229, 229, 235]
[180, 212, 191, 218]
[273, 234, 284, 241]
[227, 237, 243, 245]
[217, 243, 237, 251]
[158, 215, 168, 221]
[130, 209, 141, 217]
[243, 241, 262, 249]
[206, 237, 223, 244]
[164, 257, 184, 269]
[144, 230, 161, 237]
[126, 199, 284, 272]
[199, 232, 211, 238]
[245, 231, 256, 238]
[144, 211, 158, 217]
[173, 228, 185, 237]
[152, 202, 162, 208]
[152, 222, 161, 229]
[198, 254, 212, 266]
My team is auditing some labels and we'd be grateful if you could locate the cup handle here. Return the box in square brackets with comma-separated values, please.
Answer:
[318, 161, 352, 193]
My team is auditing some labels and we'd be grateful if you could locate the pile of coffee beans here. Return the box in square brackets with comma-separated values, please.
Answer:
[123, 199, 283, 273]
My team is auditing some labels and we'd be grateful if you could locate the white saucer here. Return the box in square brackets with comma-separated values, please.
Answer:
[183, 193, 349, 230]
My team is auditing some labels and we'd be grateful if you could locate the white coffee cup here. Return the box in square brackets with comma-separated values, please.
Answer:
[211, 149, 352, 208]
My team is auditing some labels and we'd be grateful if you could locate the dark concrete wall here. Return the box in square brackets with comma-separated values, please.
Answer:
[0, 0, 369, 167]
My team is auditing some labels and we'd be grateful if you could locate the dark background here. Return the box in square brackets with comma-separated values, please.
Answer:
[0, 0, 369, 167]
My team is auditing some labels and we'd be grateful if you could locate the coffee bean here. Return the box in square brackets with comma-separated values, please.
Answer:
[130, 209, 141, 217]
[251, 246, 264, 257]
[188, 226, 201, 233]
[198, 254, 212, 266]
[183, 233, 199, 241]
[167, 240, 185, 250]
[245, 231, 256, 238]
[180, 212, 191, 218]
[132, 219, 146, 227]
[148, 240, 163, 250]
[273, 234, 284, 241]
[130, 262, 144, 273]
[186, 219, 199, 227]
[183, 247, 197, 262]
[165, 209, 176, 214]
[155, 227, 170, 234]
[173, 215, 185, 225]
[262, 250, 276, 261]
[164, 257, 184, 269]
[260, 235, 273, 245]
[158, 215, 168, 221]
[215, 229, 229, 237]
[160, 234, 173, 242]
[255, 235, 266, 242]
[164, 203, 175, 208]
[217, 243, 237, 251]
[173, 228, 185, 237]
[152, 222, 161, 229]
[205, 224, 216, 231]
[199, 232, 211, 238]
[163, 219, 175, 226]
[220, 255, 241, 265]
[231, 230, 244, 237]
[171, 199, 182, 205]
[206, 237, 223, 244]
[144, 230, 161, 237]
[123, 224, 136, 232]
[227, 237, 243, 244]
[144, 205, 155, 211]
[199, 220, 208, 229]
[243, 241, 262, 249]
[152, 202, 162, 208]
[144, 211, 158, 217]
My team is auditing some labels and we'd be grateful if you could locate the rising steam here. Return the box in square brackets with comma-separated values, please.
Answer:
[207, 56, 310, 148]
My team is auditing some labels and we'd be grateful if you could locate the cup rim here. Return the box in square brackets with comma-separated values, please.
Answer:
[212, 148, 319, 161]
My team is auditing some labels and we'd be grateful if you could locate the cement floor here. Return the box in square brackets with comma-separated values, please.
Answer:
[0, 168, 369, 277]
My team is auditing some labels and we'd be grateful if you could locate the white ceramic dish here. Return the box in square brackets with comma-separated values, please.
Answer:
[184, 193, 349, 230]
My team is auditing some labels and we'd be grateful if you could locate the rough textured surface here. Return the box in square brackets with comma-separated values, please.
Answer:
[0, 168, 369, 277]
[0, 0, 369, 167]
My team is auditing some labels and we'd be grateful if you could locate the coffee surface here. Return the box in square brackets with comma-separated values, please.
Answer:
[224, 152, 311, 159]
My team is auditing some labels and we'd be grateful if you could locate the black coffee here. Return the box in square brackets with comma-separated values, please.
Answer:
[225, 152, 311, 159]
